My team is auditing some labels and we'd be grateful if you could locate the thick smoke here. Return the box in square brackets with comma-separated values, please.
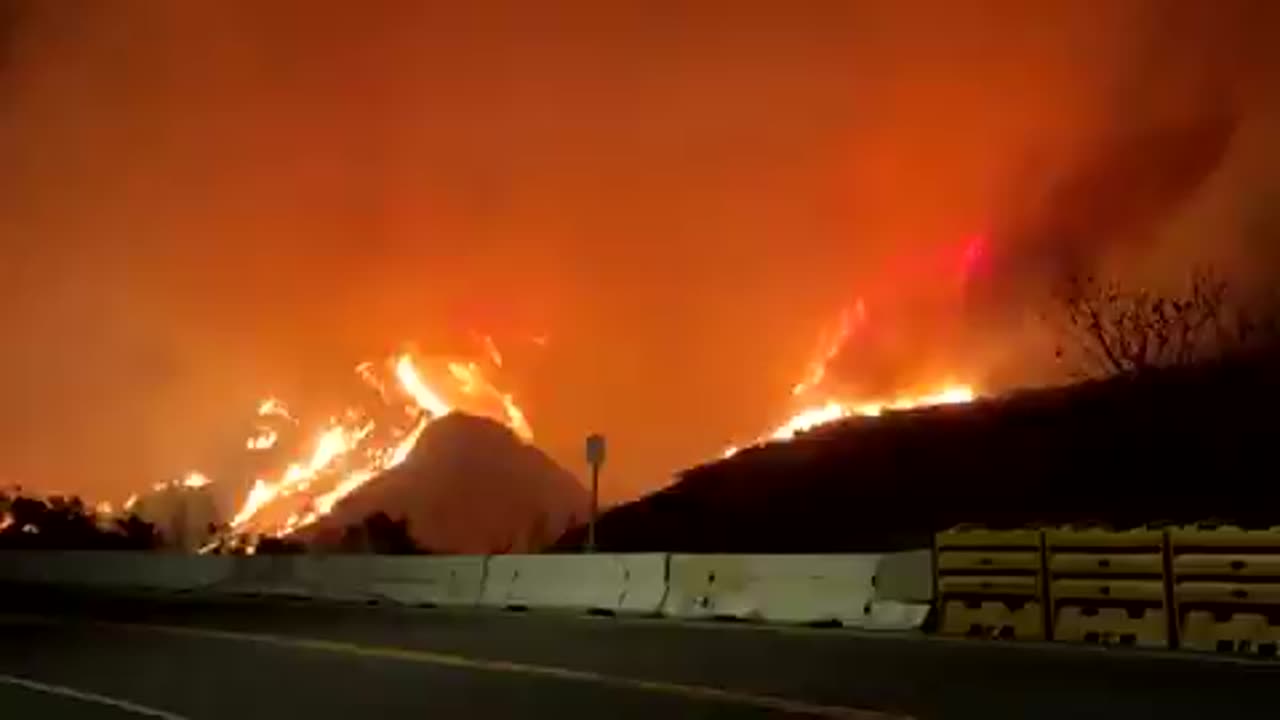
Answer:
[989, 105, 1238, 293]
[0, 2, 1277, 503]
[833, 1, 1279, 395]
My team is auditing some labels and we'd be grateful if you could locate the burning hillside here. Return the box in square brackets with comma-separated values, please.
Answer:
[301, 413, 586, 553]
[558, 351, 1280, 553]
[163, 302, 972, 551]
[185, 340, 549, 546]
[722, 253, 980, 459]
[160, 251, 983, 551]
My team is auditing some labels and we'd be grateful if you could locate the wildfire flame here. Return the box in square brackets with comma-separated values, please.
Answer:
[181, 472, 213, 489]
[394, 354, 451, 417]
[478, 333, 504, 368]
[148, 471, 215, 493]
[722, 384, 975, 458]
[257, 398, 297, 424]
[246, 428, 279, 451]
[725, 298, 977, 457]
[214, 345, 532, 541]
[791, 299, 863, 398]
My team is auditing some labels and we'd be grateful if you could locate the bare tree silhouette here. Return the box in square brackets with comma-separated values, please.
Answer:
[1051, 268, 1257, 377]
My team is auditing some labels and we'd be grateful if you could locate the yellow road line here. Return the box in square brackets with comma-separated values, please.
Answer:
[13, 615, 909, 719]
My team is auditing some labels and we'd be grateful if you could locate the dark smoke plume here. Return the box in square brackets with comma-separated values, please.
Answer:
[979, 102, 1239, 308]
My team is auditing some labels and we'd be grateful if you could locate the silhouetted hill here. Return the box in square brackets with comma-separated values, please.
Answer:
[555, 353, 1280, 553]
[304, 413, 587, 553]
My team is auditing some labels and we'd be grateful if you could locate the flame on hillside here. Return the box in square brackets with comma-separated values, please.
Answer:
[724, 298, 977, 457]
[184, 343, 532, 544]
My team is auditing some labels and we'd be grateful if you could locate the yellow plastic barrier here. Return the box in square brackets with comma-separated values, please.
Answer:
[1051, 579, 1165, 603]
[1045, 528, 1169, 648]
[1054, 606, 1167, 648]
[1182, 611, 1280, 656]
[940, 599, 1043, 640]
[1172, 527, 1280, 655]
[936, 528, 1045, 640]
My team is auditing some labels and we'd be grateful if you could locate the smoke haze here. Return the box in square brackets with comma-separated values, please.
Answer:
[0, 1, 1277, 503]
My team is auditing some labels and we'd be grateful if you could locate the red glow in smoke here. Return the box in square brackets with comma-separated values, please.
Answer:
[960, 233, 987, 278]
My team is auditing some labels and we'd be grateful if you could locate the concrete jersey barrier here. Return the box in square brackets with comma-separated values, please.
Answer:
[664, 553, 930, 629]
[664, 553, 879, 625]
[0, 549, 932, 630]
[214, 554, 489, 607]
[0, 551, 232, 592]
[358, 555, 488, 606]
[868, 549, 934, 630]
[218, 555, 311, 597]
[480, 553, 667, 615]
[873, 549, 933, 602]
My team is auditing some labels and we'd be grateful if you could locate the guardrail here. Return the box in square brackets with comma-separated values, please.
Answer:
[0, 550, 932, 630]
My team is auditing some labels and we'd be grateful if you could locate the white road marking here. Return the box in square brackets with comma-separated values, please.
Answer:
[0, 673, 191, 720]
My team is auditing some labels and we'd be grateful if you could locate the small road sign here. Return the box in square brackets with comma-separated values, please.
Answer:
[585, 433, 606, 467]
[584, 433, 606, 552]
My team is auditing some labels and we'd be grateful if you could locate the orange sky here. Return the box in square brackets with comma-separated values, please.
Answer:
[1, 1, 1277, 505]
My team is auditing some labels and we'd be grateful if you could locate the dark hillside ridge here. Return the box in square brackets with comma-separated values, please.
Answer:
[555, 354, 1280, 552]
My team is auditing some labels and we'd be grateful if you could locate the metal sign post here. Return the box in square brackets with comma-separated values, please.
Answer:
[584, 433, 606, 553]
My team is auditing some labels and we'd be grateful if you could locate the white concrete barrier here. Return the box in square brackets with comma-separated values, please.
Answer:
[367, 556, 488, 606]
[868, 549, 934, 630]
[480, 553, 667, 615]
[0, 550, 930, 630]
[0, 551, 232, 592]
[873, 549, 933, 602]
[117, 553, 232, 591]
[225, 554, 490, 606]
[287, 555, 374, 602]
[664, 553, 928, 629]
[0, 551, 136, 587]
[218, 555, 311, 597]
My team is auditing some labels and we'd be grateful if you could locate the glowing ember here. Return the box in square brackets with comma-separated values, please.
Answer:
[258, 398, 297, 424]
[149, 471, 217, 494]
[356, 361, 390, 403]
[479, 333, 504, 368]
[181, 472, 213, 489]
[246, 428, 279, 451]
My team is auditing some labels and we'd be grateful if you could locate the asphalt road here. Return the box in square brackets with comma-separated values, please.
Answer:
[1, 587, 1278, 719]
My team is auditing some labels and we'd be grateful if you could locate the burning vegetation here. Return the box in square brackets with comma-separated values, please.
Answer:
[723, 298, 975, 457]
[176, 341, 538, 547]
